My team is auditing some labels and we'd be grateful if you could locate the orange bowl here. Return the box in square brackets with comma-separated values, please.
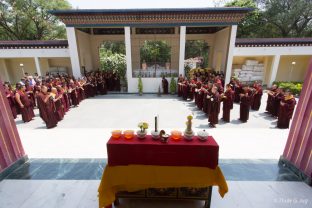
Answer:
[124, 130, 134, 140]
[171, 130, 182, 141]
[111, 130, 122, 139]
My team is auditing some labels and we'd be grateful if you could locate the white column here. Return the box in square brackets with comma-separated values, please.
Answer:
[268, 55, 281, 87]
[224, 25, 237, 85]
[179, 26, 186, 76]
[66, 27, 81, 78]
[124, 27, 132, 91]
[34, 57, 42, 76]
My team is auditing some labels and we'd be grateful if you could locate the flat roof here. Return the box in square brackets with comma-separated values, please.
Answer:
[236, 38, 312, 47]
[50, 7, 252, 27]
[0, 40, 68, 49]
[50, 7, 253, 15]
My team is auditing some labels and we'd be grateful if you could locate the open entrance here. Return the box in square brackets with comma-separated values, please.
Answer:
[98, 41, 126, 92]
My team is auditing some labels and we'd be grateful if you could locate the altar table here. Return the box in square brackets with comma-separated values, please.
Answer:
[98, 135, 228, 208]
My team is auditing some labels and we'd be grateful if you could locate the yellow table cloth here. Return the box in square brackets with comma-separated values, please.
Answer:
[98, 165, 228, 208]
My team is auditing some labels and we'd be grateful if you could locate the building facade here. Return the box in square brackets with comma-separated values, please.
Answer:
[0, 8, 311, 92]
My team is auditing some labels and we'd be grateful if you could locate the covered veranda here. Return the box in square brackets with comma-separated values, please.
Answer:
[51, 8, 251, 92]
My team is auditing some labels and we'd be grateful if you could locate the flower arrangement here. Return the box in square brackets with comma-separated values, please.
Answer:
[138, 122, 149, 133]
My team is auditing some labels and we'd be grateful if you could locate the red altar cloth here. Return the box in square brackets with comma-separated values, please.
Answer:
[107, 135, 219, 169]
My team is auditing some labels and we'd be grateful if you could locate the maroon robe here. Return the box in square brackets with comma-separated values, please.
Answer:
[265, 88, 276, 114]
[16, 91, 35, 122]
[202, 90, 208, 114]
[69, 84, 79, 106]
[197, 90, 204, 110]
[37, 92, 58, 129]
[239, 92, 251, 122]
[26, 86, 36, 107]
[5, 89, 17, 119]
[222, 89, 234, 122]
[162, 78, 169, 94]
[177, 83, 182, 97]
[271, 92, 284, 117]
[182, 84, 189, 100]
[234, 84, 242, 103]
[251, 87, 263, 111]
[277, 97, 296, 129]
[54, 93, 64, 121]
[208, 92, 220, 125]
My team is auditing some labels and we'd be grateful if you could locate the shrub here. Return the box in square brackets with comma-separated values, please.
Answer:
[273, 81, 303, 95]
[138, 76, 143, 95]
[170, 77, 177, 94]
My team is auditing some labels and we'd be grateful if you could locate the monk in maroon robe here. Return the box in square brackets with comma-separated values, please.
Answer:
[4, 82, 17, 119]
[271, 88, 284, 117]
[37, 86, 58, 129]
[222, 84, 234, 122]
[162, 76, 169, 94]
[234, 81, 242, 103]
[266, 85, 277, 114]
[251, 83, 263, 111]
[25, 81, 36, 108]
[277, 91, 296, 129]
[69, 80, 79, 107]
[15, 85, 35, 122]
[208, 86, 221, 128]
[51, 88, 64, 121]
[239, 87, 251, 123]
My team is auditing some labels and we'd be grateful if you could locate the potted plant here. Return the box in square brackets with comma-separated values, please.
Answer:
[170, 77, 177, 94]
[137, 122, 149, 139]
[138, 76, 143, 95]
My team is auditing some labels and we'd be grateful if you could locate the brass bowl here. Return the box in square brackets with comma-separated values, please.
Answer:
[111, 130, 122, 139]
[124, 130, 134, 140]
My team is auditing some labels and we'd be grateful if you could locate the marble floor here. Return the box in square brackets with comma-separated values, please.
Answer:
[3, 159, 301, 181]
[1, 94, 309, 208]
[0, 180, 311, 208]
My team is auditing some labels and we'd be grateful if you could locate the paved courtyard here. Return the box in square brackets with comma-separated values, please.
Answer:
[16, 93, 289, 159]
[2, 93, 311, 208]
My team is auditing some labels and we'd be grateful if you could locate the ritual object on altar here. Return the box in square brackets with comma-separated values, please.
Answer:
[171, 130, 182, 141]
[137, 122, 149, 139]
[159, 130, 169, 143]
[124, 130, 134, 140]
[197, 130, 209, 141]
[111, 130, 122, 139]
[151, 116, 160, 139]
[184, 115, 194, 140]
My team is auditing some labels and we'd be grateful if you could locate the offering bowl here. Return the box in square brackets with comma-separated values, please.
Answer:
[111, 130, 122, 139]
[124, 130, 134, 140]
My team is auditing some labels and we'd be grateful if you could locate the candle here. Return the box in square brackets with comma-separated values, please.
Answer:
[155, 116, 157, 132]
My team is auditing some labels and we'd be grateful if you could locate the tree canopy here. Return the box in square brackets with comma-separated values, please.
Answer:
[226, 0, 312, 38]
[0, 0, 71, 40]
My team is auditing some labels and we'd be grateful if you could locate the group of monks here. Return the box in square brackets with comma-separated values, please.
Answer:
[3, 70, 119, 129]
[177, 71, 296, 129]
[266, 84, 297, 129]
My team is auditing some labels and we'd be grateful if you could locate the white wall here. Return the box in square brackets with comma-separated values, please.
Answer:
[212, 27, 230, 71]
[0, 48, 70, 58]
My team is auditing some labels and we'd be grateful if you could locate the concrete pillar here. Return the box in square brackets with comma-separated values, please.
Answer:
[66, 27, 81, 78]
[0, 59, 10, 82]
[124, 27, 132, 91]
[268, 55, 281, 87]
[179, 26, 186, 76]
[224, 25, 237, 85]
[280, 60, 312, 184]
[0, 79, 27, 179]
[34, 57, 42, 77]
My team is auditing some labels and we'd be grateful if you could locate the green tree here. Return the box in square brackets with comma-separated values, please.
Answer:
[226, 0, 262, 38]
[0, 0, 71, 40]
[185, 40, 209, 68]
[226, 0, 312, 38]
[140, 40, 171, 65]
[263, 0, 312, 37]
